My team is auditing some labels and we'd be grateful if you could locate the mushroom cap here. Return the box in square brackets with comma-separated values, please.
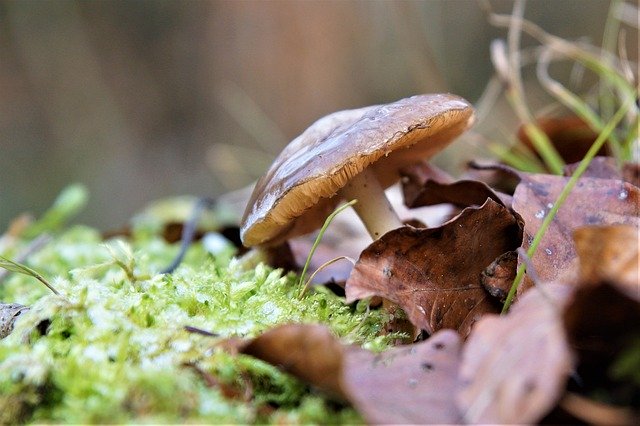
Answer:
[241, 93, 475, 246]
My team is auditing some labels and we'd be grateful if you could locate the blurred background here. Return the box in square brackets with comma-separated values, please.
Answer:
[0, 0, 628, 231]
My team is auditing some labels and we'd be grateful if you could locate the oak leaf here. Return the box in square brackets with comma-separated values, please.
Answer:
[345, 199, 520, 337]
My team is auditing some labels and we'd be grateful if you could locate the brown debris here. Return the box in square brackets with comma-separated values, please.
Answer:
[481, 250, 518, 302]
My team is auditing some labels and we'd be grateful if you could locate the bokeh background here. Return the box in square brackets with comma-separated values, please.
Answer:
[0, 0, 625, 231]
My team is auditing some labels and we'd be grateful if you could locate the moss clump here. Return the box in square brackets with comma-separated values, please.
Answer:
[0, 212, 386, 423]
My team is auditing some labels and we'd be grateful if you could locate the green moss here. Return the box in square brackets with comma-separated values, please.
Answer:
[0, 215, 385, 423]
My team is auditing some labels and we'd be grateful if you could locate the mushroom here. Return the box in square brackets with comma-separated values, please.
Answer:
[240, 94, 475, 248]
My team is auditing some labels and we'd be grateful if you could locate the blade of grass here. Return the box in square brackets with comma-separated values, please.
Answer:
[297, 200, 357, 297]
[298, 255, 355, 298]
[502, 98, 633, 313]
[537, 46, 625, 161]
[488, 143, 545, 173]
[486, 7, 635, 96]
[621, 117, 639, 161]
[487, 0, 566, 174]
[0, 255, 59, 295]
[600, 0, 623, 122]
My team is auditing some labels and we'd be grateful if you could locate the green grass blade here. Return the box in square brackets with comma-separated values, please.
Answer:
[297, 200, 357, 297]
[0, 255, 59, 295]
[502, 98, 632, 313]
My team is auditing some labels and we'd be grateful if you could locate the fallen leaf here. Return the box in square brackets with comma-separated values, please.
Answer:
[342, 329, 462, 424]
[456, 283, 574, 424]
[241, 324, 345, 398]
[563, 156, 622, 181]
[512, 173, 639, 292]
[623, 163, 640, 188]
[401, 162, 508, 208]
[237, 323, 463, 424]
[345, 199, 520, 337]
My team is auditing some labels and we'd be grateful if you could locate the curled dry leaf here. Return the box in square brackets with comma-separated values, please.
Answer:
[456, 283, 574, 424]
[0, 303, 29, 339]
[512, 173, 639, 292]
[237, 323, 463, 424]
[345, 198, 520, 337]
[481, 251, 518, 302]
[401, 162, 508, 209]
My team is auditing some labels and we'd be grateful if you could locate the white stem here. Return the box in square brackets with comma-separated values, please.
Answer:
[339, 168, 404, 239]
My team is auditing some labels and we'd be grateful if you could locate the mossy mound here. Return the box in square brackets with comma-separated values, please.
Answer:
[0, 197, 386, 424]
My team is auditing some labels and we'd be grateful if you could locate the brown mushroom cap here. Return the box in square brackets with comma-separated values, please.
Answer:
[241, 93, 475, 247]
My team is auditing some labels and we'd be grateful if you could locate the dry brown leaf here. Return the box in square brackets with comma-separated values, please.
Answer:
[240, 324, 345, 398]
[345, 199, 520, 337]
[401, 162, 508, 209]
[342, 329, 462, 424]
[512, 173, 639, 292]
[237, 323, 463, 424]
[563, 156, 622, 181]
[623, 163, 640, 188]
[456, 283, 574, 424]
[563, 157, 640, 190]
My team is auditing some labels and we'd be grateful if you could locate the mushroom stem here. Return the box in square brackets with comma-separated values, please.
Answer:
[339, 167, 404, 240]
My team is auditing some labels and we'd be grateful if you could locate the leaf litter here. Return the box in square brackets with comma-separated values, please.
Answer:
[233, 210, 638, 424]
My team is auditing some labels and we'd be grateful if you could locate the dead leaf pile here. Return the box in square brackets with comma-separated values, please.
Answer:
[203, 156, 639, 424]
[207, 218, 637, 423]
